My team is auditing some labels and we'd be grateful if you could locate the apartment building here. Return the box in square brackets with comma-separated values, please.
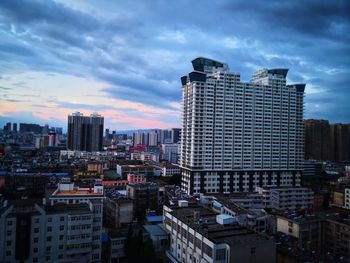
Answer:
[0, 199, 96, 263]
[180, 57, 304, 194]
[116, 161, 155, 178]
[126, 182, 159, 220]
[67, 112, 104, 152]
[104, 196, 133, 229]
[256, 186, 314, 210]
[49, 178, 104, 262]
[277, 214, 350, 262]
[207, 186, 313, 211]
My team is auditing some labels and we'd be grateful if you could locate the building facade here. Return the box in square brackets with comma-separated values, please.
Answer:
[171, 128, 181, 143]
[163, 204, 276, 263]
[345, 188, 350, 209]
[304, 119, 331, 161]
[180, 57, 305, 194]
[162, 143, 180, 163]
[0, 200, 96, 263]
[67, 112, 104, 152]
[304, 120, 350, 162]
[126, 183, 159, 220]
[277, 215, 350, 262]
[256, 186, 314, 210]
[49, 178, 104, 262]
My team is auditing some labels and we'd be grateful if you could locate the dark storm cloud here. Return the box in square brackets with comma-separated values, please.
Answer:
[0, 0, 100, 31]
[0, 0, 349, 123]
[223, 0, 350, 38]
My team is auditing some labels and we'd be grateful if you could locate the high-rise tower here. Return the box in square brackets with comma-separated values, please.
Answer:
[67, 112, 104, 152]
[180, 57, 305, 194]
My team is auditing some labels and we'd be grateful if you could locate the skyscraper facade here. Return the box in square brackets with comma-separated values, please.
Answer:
[3, 122, 11, 132]
[304, 119, 331, 161]
[67, 112, 104, 152]
[304, 119, 350, 162]
[180, 57, 305, 194]
[171, 128, 181, 143]
[12, 123, 17, 133]
[148, 132, 158, 146]
[133, 132, 145, 145]
[330, 123, 350, 162]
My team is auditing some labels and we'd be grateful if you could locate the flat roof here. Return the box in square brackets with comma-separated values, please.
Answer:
[278, 213, 350, 226]
[52, 189, 103, 197]
[217, 214, 234, 220]
[144, 225, 167, 236]
[169, 205, 270, 245]
[146, 215, 163, 223]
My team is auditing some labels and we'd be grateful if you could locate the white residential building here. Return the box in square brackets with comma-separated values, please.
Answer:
[162, 143, 180, 163]
[148, 132, 158, 146]
[49, 178, 104, 262]
[0, 199, 97, 263]
[256, 186, 313, 210]
[162, 163, 181, 177]
[180, 57, 305, 194]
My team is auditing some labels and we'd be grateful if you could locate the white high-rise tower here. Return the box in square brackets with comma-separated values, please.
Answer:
[180, 57, 305, 194]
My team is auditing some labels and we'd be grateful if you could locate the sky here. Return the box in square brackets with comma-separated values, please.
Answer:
[0, 0, 349, 131]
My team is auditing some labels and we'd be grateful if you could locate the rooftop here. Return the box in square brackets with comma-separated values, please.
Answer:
[127, 182, 158, 189]
[169, 205, 270, 245]
[52, 189, 103, 197]
[144, 225, 167, 236]
[218, 198, 248, 215]
[191, 57, 227, 72]
[278, 212, 350, 226]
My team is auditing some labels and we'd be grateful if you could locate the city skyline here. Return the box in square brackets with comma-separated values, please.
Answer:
[1, 0, 349, 130]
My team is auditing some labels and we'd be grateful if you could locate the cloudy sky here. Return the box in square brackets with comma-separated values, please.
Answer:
[0, 0, 349, 131]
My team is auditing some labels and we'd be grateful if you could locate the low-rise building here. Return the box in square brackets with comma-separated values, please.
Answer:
[216, 199, 272, 233]
[213, 186, 313, 211]
[3, 174, 46, 198]
[131, 152, 160, 162]
[127, 182, 159, 221]
[277, 215, 323, 253]
[0, 199, 97, 263]
[161, 163, 181, 177]
[161, 143, 179, 163]
[143, 225, 169, 253]
[73, 171, 103, 181]
[223, 192, 267, 209]
[102, 180, 128, 189]
[116, 161, 155, 178]
[127, 174, 146, 183]
[256, 186, 314, 210]
[324, 217, 350, 261]
[87, 162, 103, 174]
[277, 213, 350, 262]
[49, 178, 104, 262]
[104, 193, 133, 229]
[163, 204, 276, 263]
[107, 230, 127, 263]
